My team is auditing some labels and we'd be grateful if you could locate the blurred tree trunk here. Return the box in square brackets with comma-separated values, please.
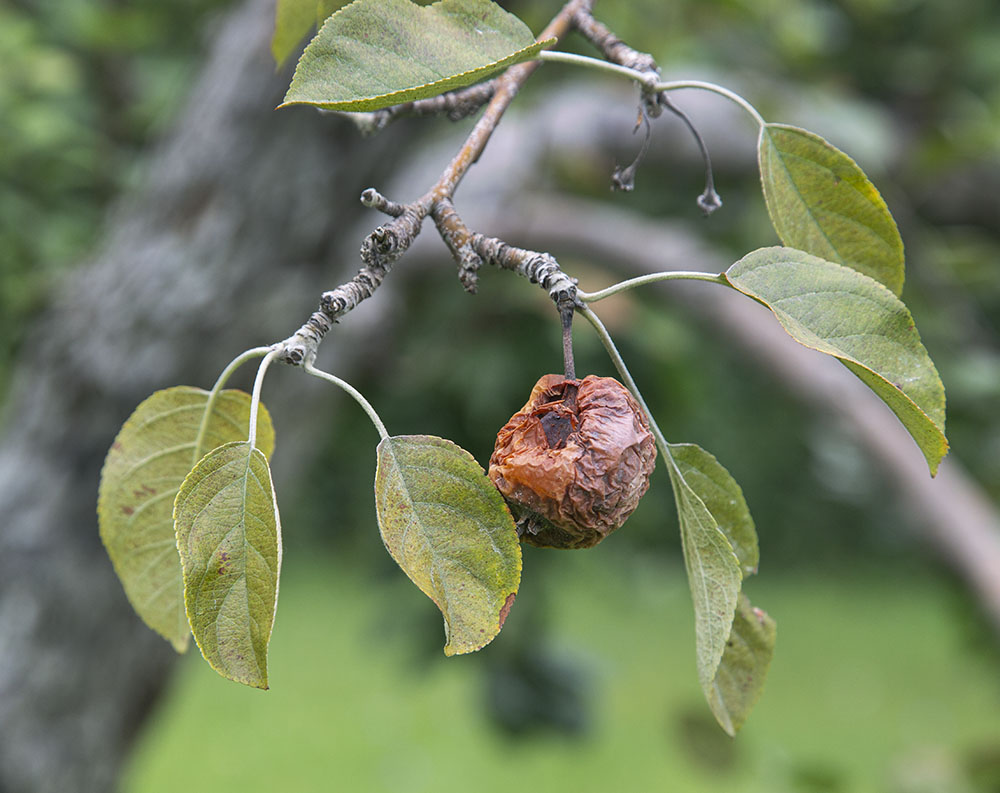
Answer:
[0, 1, 413, 790]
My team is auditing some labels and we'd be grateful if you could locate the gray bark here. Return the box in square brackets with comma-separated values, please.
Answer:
[0, 0, 413, 790]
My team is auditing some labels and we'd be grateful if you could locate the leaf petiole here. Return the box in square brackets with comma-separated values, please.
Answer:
[578, 270, 729, 303]
[536, 51, 766, 128]
[652, 80, 765, 128]
[248, 349, 281, 450]
[304, 363, 390, 441]
[193, 346, 273, 464]
[537, 50, 659, 86]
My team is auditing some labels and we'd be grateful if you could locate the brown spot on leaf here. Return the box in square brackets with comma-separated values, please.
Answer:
[122, 506, 134, 516]
[498, 592, 516, 629]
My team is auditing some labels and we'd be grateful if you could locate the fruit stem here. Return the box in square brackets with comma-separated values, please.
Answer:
[561, 303, 576, 380]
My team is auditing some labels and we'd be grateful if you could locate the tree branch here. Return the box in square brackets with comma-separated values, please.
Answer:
[278, 0, 591, 365]
[571, 7, 659, 78]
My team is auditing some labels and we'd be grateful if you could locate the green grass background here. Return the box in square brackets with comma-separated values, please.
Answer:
[124, 550, 1000, 793]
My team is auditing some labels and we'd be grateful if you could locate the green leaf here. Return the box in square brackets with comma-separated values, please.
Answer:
[725, 246, 948, 474]
[669, 443, 758, 576]
[665, 454, 743, 722]
[759, 123, 905, 296]
[280, 0, 555, 111]
[666, 445, 774, 735]
[174, 441, 281, 689]
[272, 0, 346, 67]
[374, 434, 521, 656]
[707, 594, 777, 736]
[98, 388, 275, 652]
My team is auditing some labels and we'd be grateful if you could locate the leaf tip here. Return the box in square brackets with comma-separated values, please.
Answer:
[923, 429, 949, 477]
[442, 634, 477, 657]
[243, 675, 268, 690]
[231, 663, 270, 690]
[443, 631, 493, 657]
[928, 452, 945, 478]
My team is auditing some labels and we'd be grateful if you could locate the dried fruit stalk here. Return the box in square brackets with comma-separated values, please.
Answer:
[489, 374, 657, 549]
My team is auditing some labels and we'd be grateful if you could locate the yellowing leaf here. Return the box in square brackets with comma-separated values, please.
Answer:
[759, 124, 905, 296]
[98, 388, 275, 652]
[281, 0, 554, 111]
[174, 441, 281, 689]
[726, 246, 947, 474]
[374, 435, 520, 656]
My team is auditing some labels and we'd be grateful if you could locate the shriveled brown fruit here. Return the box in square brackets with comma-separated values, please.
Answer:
[488, 374, 657, 549]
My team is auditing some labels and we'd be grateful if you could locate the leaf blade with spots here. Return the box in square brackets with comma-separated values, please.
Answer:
[281, 0, 554, 111]
[98, 388, 275, 652]
[174, 441, 281, 689]
[374, 434, 521, 656]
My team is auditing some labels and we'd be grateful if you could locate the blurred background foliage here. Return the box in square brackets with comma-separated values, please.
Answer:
[2, 0, 999, 790]
[0, 0, 231, 391]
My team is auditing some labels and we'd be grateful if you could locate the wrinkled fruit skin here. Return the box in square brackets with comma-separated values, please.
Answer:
[488, 374, 657, 549]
